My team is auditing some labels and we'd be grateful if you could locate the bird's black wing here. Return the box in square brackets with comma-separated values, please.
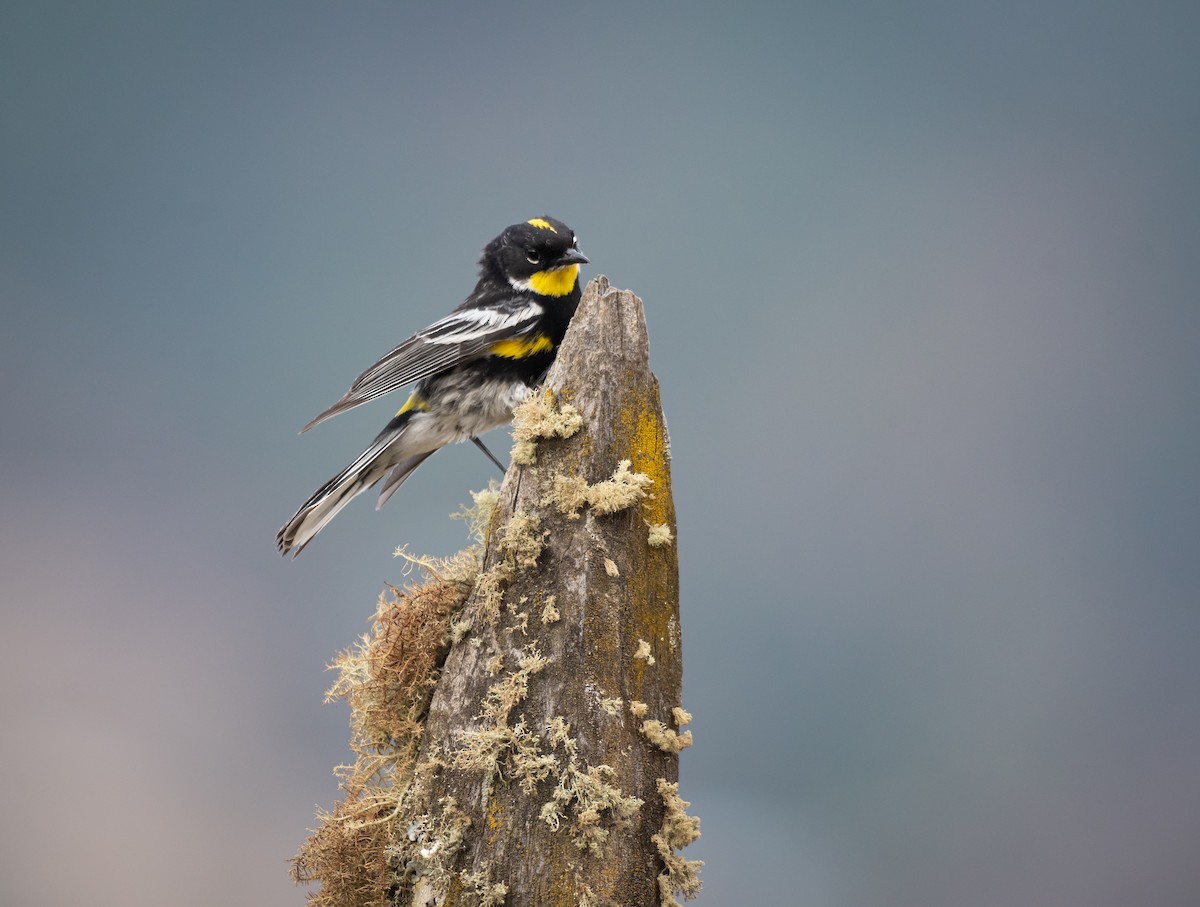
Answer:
[301, 294, 544, 431]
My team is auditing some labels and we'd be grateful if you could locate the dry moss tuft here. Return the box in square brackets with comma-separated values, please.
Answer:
[291, 545, 479, 907]
[651, 778, 703, 906]
[291, 799, 396, 907]
[291, 488, 506, 907]
[510, 388, 583, 465]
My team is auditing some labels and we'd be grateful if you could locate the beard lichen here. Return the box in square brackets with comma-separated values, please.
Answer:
[449, 655, 645, 859]
[451, 482, 502, 542]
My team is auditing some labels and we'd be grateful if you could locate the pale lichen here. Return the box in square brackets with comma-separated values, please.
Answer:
[589, 460, 654, 515]
[651, 778, 703, 906]
[510, 388, 582, 465]
[647, 522, 674, 548]
[458, 867, 508, 907]
[547, 473, 590, 519]
[634, 638, 656, 666]
[473, 509, 546, 625]
[538, 720, 643, 853]
[451, 481, 502, 543]
[671, 707, 693, 728]
[451, 645, 560, 802]
[399, 796, 472, 903]
[449, 618, 472, 643]
[546, 459, 654, 519]
[640, 720, 693, 754]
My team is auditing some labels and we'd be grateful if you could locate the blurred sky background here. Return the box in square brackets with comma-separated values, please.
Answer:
[2, 2, 1198, 905]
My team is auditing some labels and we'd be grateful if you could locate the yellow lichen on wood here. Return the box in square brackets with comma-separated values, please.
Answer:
[616, 400, 672, 528]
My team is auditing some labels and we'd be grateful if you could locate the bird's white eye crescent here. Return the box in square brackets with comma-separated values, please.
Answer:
[526, 249, 541, 264]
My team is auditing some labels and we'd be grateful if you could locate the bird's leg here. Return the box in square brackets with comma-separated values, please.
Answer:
[472, 437, 508, 474]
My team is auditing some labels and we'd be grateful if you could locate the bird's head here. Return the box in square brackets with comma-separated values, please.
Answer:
[484, 216, 589, 297]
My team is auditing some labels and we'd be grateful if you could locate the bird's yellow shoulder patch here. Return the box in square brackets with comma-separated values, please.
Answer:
[527, 217, 557, 233]
[491, 334, 554, 359]
[528, 264, 579, 297]
[396, 391, 430, 417]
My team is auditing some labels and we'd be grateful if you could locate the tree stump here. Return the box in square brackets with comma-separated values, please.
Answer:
[293, 277, 701, 907]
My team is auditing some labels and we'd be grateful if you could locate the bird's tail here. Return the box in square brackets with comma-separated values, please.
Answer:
[277, 415, 435, 557]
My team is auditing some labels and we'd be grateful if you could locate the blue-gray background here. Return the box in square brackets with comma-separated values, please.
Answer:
[3, 2, 1198, 904]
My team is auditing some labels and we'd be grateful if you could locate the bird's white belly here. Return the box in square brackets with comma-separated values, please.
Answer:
[407, 377, 530, 449]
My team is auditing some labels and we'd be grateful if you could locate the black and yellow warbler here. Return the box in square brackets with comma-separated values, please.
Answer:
[278, 216, 588, 556]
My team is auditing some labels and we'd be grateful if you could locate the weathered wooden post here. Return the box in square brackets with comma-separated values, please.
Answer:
[294, 277, 701, 907]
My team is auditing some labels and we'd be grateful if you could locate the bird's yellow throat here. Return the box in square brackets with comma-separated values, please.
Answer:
[527, 264, 579, 297]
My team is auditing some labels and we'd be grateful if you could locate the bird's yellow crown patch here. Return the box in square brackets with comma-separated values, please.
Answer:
[527, 217, 557, 233]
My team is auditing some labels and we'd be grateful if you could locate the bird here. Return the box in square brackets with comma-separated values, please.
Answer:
[277, 216, 589, 557]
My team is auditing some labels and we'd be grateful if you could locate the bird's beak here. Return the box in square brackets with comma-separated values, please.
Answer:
[559, 247, 590, 266]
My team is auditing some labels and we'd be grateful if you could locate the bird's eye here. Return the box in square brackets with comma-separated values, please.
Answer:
[526, 249, 541, 264]
[571, 235, 578, 246]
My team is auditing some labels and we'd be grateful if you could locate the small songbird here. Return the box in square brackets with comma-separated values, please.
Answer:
[278, 216, 588, 556]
